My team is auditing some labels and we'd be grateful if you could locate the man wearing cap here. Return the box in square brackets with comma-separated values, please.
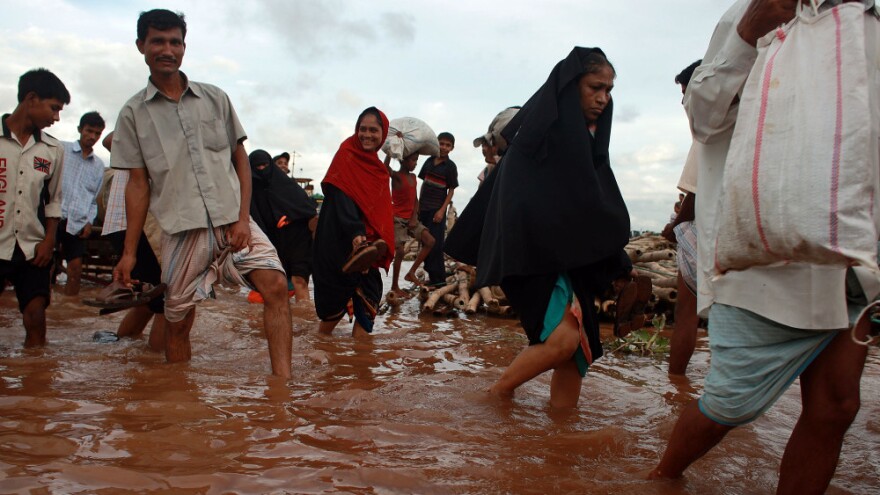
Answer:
[473, 106, 520, 185]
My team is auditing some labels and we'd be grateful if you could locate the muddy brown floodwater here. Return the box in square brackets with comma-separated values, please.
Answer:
[0, 265, 878, 494]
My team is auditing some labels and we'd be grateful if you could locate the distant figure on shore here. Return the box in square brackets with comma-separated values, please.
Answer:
[313, 107, 394, 337]
[448, 47, 634, 408]
[273, 152, 290, 175]
[248, 149, 317, 302]
[650, 1, 880, 492]
[111, 9, 292, 378]
[386, 152, 435, 296]
[0, 69, 69, 346]
[418, 132, 458, 286]
[57, 111, 106, 296]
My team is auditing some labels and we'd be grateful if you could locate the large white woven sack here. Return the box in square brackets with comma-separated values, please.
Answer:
[381, 117, 440, 159]
[714, 2, 879, 275]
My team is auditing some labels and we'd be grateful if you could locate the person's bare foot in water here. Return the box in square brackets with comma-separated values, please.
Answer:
[404, 271, 424, 290]
[487, 383, 514, 400]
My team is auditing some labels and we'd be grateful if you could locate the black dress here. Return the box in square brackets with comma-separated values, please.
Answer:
[248, 149, 317, 280]
[312, 184, 382, 331]
[445, 47, 632, 365]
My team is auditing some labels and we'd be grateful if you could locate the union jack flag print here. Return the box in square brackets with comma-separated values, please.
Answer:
[33, 156, 50, 174]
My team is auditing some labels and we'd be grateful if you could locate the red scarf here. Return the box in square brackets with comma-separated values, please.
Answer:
[322, 108, 395, 270]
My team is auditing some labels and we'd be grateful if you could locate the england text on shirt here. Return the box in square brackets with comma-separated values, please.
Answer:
[0, 114, 64, 261]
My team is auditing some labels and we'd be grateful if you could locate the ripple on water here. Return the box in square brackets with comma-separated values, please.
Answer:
[0, 279, 877, 493]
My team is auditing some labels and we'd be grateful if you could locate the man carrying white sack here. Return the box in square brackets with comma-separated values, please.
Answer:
[650, 1, 880, 493]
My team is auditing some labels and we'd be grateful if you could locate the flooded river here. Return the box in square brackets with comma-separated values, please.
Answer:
[1, 267, 878, 494]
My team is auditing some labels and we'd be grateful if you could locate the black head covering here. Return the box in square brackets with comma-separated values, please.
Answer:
[248, 149, 316, 234]
[445, 46, 631, 287]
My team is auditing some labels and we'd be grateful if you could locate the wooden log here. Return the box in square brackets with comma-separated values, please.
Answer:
[601, 299, 616, 316]
[490, 286, 507, 304]
[455, 264, 477, 278]
[487, 305, 514, 316]
[424, 284, 458, 310]
[636, 262, 677, 278]
[624, 246, 643, 261]
[654, 287, 678, 303]
[433, 302, 457, 316]
[478, 287, 499, 309]
[419, 286, 430, 303]
[442, 294, 458, 304]
[627, 243, 662, 254]
[640, 270, 671, 284]
[653, 276, 677, 289]
[385, 291, 403, 307]
[440, 293, 467, 311]
[627, 235, 674, 250]
[636, 249, 676, 263]
[465, 292, 481, 314]
[456, 272, 471, 303]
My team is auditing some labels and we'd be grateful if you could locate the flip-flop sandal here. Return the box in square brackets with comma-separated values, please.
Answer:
[614, 275, 653, 338]
[342, 239, 388, 274]
[93, 330, 120, 343]
[83, 281, 167, 315]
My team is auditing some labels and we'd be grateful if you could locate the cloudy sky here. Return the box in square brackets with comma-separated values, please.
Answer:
[2, 0, 735, 231]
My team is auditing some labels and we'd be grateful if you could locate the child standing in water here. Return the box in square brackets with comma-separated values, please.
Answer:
[386, 152, 435, 296]
[313, 107, 395, 336]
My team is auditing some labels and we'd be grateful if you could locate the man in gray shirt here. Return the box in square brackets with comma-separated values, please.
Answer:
[112, 9, 292, 378]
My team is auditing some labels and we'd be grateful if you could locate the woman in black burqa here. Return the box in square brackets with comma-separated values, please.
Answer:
[445, 47, 633, 408]
[248, 149, 318, 301]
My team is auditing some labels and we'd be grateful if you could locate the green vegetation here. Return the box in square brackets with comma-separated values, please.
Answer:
[605, 314, 670, 356]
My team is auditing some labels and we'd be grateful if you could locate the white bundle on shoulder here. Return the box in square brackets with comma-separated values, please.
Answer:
[713, 1, 880, 276]
[382, 117, 440, 159]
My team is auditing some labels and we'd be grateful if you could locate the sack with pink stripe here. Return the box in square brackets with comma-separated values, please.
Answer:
[714, 1, 879, 274]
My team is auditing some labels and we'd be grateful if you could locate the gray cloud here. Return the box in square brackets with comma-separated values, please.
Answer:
[614, 104, 640, 124]
[0, 0, 734, 231]
[253, 0, 417, 61]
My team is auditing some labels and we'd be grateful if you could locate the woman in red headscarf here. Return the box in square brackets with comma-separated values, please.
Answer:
[313, 107, 395, 336]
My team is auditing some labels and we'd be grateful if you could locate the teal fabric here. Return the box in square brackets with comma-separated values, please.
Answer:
[540, 274, 589, 377]
[699, 304, 837, 426]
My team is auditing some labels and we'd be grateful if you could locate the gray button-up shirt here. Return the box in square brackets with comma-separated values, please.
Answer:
[111, 74, 247, 235]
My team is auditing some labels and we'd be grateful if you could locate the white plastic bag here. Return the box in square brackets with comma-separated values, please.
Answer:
[713, 1, 879, 275]
[381, 117, 439, 159]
